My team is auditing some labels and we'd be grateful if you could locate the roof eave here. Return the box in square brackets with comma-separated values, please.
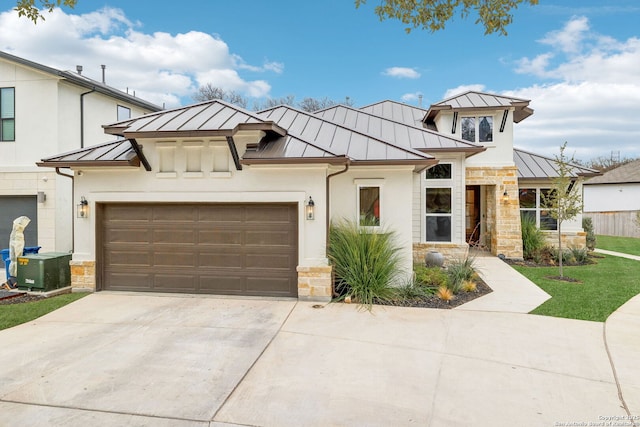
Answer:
[36, 159, 141, 169]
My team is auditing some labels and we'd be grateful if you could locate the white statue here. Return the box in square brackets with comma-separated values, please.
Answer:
[8, 216, 31, 278]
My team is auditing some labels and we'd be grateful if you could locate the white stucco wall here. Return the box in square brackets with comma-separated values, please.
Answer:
[72, 134, 330, 270]
[583, 183, 640, 212]
[330, 166, 416, 281]
[0, 57, 158, 253]
[435, 109, 516, 167]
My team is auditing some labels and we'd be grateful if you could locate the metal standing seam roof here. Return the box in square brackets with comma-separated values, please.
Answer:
[514, 148, 600, 180]
[103, 99, 287, 138]
[314, 104, 485, 156]
[254, 105, 436, 168]
[0, 50, 162, 112]
[426, 91, 534, 123]
[37, 139, 141, 168]
[583, 159, 640, 185]
[358, 100, 428, 127]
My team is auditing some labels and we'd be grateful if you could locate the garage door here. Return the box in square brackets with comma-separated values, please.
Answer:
[99, 203, 298, 297]
[0, 196, 38, 249]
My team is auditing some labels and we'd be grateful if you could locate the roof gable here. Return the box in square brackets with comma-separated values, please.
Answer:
[427, 91, 534, 123]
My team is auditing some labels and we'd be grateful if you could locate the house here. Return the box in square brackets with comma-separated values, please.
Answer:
[37, 91, 597, 301]
[583, 159, 640, 238]
[0, 51, 161, 266]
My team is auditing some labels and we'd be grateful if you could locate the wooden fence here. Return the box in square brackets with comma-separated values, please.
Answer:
[584, 211, 640, 238]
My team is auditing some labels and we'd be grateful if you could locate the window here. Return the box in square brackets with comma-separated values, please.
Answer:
[519, 188, 557, 230]
[426, 188, 452, 241]
[1, 87, 15, 141]
[461, 115, 493, 143]
[117, 105, 131, 121]
[358, 186, 380, 226]
[425, 164, 452, 180]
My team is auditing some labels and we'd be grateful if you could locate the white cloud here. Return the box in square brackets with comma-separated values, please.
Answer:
[383, 67, 421, 79]
[0, 7, 280, 107]
[510, 16, 640, 160]
[443, 84, 486, 99]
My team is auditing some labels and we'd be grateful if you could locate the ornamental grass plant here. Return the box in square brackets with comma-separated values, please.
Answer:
[328, 218, 402, 310]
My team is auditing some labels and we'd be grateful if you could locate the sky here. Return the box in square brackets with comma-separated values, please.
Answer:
[1, 0, 639, 162]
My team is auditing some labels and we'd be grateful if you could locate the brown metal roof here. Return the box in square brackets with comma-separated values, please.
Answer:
[583, 159, 640, 185]
[256, 105, 436, 169]
[358, 100, 427, 127]
[514, 148, 600, 180]
[103, 99, 287, 138]
[37, 139, 141, 168]
[315, 104, 485, 157]
[426, 91, 534, 123]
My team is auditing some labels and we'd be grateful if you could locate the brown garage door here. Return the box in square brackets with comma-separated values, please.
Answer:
[98, 203, 298, 297]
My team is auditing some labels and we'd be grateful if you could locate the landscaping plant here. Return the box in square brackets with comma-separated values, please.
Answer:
[521, 215, 546, 260]
[328, 218, 401, 310]
[582, 217, 596, 250]
[445, 256, 476, 293]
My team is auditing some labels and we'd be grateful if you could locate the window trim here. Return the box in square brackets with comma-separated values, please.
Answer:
[460, 114, 494, 144]
[424, 165, 454, 242]
[1, 87, 16, 142]
[354, 179, 384, 228]
[519, 187, 558, 231]
[117, 104, 131, 121]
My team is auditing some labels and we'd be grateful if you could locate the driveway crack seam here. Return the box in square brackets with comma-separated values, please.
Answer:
[210, 301, 299, 423]
[602, 322, 637, 425]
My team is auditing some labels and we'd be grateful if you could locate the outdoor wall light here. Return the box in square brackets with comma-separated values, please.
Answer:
[305, 196, 315, 220]
[502, 190, 510, 204]
[77, 196, 89, 218]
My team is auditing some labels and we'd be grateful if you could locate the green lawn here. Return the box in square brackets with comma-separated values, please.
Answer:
[512, 255, 640, 322]
[0, 293, 88, 331]
[596, 235, 640, 256]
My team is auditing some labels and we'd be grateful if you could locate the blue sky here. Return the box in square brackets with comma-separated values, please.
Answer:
[1, 1, 640, 161]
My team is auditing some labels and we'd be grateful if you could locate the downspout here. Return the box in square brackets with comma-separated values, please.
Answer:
[325, 161, 350, 297]
[55, 168, 75, 252]
[80, 88, 96, 148]
[325, 161, 350, 247]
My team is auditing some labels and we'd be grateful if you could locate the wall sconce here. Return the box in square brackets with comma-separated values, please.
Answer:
[37, 191, 46, 203]
[77, 196, 89, 218]
[305, 196, 315, 220]
[502, 190, 510, 204]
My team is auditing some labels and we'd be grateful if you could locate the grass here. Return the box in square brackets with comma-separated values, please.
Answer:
[0, 293, 88, 331]
[596, 235, 640, 256]
[512, 255, 640, 322]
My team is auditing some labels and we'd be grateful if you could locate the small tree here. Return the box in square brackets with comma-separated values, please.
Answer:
[541, 142, 584, 278]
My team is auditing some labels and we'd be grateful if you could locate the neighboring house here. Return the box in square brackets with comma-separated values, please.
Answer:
[0, 51, 162, 259]
[37, 91, 596, 301]
[583, 159, 640, 238]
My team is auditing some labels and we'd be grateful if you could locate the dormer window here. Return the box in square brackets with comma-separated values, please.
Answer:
[461, 116, 493, 143]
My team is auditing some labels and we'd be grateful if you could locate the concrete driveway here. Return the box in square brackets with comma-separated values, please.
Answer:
[0, 293, 634, 426]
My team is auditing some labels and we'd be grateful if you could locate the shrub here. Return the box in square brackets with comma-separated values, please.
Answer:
[328, 218, 401, 310]
[414, 264, 448, 288]
[521, 215, 546, 260]
[462, 280, 477, 292]
[446, 256, 476, 294]
[391, 280, 434, 303]
[550, 248, 575, 265]
[570, 246, 589, 264]
[582, 217, 596, 250]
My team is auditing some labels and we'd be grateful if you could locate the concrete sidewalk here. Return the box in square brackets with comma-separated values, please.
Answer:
[595, 248, 640, 261]
[455, 254, 551, 313]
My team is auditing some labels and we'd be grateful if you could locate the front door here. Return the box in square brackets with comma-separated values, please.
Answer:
[465, 186, 481, 243]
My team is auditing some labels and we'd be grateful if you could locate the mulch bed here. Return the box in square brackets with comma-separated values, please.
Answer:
[0, 290, 46, 305]
[373, 277, 493, 309]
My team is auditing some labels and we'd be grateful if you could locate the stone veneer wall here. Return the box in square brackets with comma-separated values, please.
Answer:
[297, 266, 332, 301]
[542, 231, 587, 249]
[466, 166, 524, 259]
[70, 260, 95, 291]
[413, 243, 469, 266]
